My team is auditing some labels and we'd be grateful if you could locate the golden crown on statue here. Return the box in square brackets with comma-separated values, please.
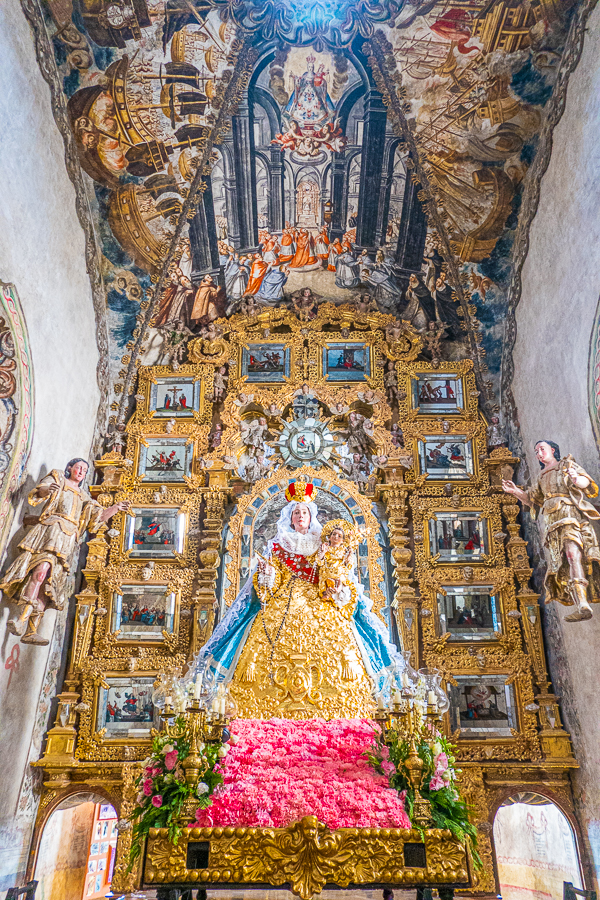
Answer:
[284, 480, 317, 503]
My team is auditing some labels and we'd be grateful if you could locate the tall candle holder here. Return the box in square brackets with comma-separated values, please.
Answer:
[373, 657, 450, 827]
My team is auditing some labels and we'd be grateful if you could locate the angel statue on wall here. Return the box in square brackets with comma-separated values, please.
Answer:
[502, 440, 600, 622]
[0, 459, 129, 645]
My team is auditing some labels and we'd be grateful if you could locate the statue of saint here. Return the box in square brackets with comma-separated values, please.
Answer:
[195, 481, 401, 718]
[0, 459, 129, 645]
[502, 440, 600, 622]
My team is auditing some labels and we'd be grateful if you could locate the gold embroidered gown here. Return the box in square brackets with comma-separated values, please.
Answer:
[230, 541, 375, 720]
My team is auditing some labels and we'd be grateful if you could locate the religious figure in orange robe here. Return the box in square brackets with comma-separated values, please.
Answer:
[190, 275, 224, 325]
[328, 238, 343, 271]
[289, 229, 317, 268]
[279, 229, 294, 263]
[245, 254, 269, 295]
[315, 227, 330, 261]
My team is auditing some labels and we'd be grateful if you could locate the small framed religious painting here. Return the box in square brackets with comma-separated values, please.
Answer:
[96, 676, 159, 739]
[123, 507, 186, 559]
[149, 377, 201, 417]
[323, 342, 371, 382]
[428, 511, 488, 562]
[412, 374, 464, 415]
[110, 583, 179, 642]
[437, 585, 501, 641]
[137, 436, 193, 483]
[241, 344, 291, 383]
[418, 436, 474, 480]
[449, 675, 517, 737]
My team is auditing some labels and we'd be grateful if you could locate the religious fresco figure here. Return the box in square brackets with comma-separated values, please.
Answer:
[194, 481, 402, 718]
[502, 441, 600, 622]
[0, 460, 129, 645]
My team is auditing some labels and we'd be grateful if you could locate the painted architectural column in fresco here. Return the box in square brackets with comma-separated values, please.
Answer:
[221, 141, 241, 249]
[375, 144, 395, 248]
[268, 146, 285, 233]
[189, 176, 222, 286]
[330, 150, 348, 242]
[232, 90, 258, 250]
[356, 89, 387, 249]
[394, 176, 428, 274]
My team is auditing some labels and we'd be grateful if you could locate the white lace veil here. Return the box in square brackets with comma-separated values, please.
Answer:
[269, 499, 322, 556]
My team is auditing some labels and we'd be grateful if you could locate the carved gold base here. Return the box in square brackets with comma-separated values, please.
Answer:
[143, 816, 471, 900]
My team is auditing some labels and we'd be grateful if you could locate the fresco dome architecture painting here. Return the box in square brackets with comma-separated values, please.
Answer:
[1, 0, 600, 899]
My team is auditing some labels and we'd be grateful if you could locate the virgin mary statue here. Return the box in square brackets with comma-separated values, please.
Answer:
[195, 481, 402, 719]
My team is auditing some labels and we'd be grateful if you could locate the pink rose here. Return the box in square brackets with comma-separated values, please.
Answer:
[381, 760, 396, 779]
[165, 750, 178, 771]
[435, 752, 449, 772]
[151, 794, 163, 808]
[429, 775, 445, 791]
[152, 766, 162, 776]
[143, 778, 153, 796]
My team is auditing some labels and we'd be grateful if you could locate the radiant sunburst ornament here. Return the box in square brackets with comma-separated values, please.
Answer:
[278, 417, 336, 469]
[229, 0, 403, 49]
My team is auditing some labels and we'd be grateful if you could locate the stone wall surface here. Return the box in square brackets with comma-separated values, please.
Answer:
[0, 0, 102, 890]
[511, 2, 600, 886]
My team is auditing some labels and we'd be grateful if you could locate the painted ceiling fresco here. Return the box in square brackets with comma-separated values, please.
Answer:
[38, 0, 577, 422]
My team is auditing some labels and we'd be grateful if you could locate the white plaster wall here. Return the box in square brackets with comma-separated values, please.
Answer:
[0, 1, 101, 889]
[511, 2, 600, 886]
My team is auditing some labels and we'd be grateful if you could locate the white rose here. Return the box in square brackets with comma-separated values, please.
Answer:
[433, 742, 442, 756]
[142, 757, 153, 768]
[162, 743, 174, 755]
[196, 782, 209, 796]
[217, 745, 229, 758]
[229, 735, 239, 745]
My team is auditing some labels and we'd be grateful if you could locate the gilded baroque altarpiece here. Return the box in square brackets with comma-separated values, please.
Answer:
[31, 305, 579, 896]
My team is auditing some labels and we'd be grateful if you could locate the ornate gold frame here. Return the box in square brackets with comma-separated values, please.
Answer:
[104, 581, 182, 648]
[220, 464, 388, 616]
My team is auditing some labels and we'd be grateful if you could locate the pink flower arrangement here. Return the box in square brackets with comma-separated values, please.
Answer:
[194, 718, 410, 830]
[164, 749, 178, 771]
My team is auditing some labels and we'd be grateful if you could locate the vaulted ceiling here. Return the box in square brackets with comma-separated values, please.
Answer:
[26, 0, 586, 427]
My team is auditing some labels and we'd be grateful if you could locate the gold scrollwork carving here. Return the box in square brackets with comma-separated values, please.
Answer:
[144, 818, 469, 899]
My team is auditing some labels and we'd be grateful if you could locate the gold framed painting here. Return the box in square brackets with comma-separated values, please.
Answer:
[122, 506, 187, 560]
[108, 582, 181, 644]
[94, 675, 160, 741]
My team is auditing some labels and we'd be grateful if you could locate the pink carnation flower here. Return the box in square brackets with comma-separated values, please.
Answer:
[151, 795, 163, 808]
[165, 750, 178, 771]
[142, 778, 153, 797]
[429, 775, 445, 791]
[200, 718, 410, 830]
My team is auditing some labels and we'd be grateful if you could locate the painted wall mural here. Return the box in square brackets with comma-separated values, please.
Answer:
[37, 0, 578, 419]
[0, 282, 34, 557]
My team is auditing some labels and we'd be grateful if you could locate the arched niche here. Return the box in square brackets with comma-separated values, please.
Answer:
[31, 791, 119, 900]
[217, 471, 392, 628]
[493, 791, 585, 900]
